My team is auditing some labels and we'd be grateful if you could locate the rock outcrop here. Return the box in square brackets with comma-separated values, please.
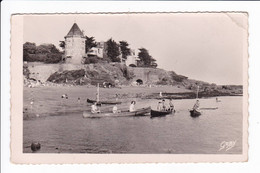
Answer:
[23, 62, 243, 96]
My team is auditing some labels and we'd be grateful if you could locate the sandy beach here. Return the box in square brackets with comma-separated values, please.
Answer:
[23, 85, 190, 118]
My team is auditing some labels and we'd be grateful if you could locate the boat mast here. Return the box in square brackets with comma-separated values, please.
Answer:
[97, 83, 100, 102]
[196, 86, 199, 99]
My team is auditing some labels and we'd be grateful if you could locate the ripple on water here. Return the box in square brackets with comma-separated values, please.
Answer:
[23, 96, 243, 154]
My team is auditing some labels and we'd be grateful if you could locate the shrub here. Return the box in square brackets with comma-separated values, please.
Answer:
[102, 57, 111, 63]
[24, 54, 48, 62]
[169, 71, 188, 82]
[44, 53, 62, 64]
[84, 56, 99, 64]
[156, 80, 168, 85]
[84, 56, 111, 64]
[47, 69, 85, 83]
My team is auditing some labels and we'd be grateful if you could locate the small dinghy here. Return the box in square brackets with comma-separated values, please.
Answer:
[150, 109, 173, 118]
[189, 109, 201, 117]
[190, 86, 202, 118]
[87, 98, 122, 105]
[86, 83, 122, 105]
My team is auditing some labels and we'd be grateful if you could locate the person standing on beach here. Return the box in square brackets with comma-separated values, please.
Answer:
[129, 101, 136, 112]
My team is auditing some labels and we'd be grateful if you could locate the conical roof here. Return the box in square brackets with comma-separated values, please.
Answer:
[66, 23, 84, 37]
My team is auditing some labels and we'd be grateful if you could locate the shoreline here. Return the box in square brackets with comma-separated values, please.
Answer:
[23, 85, 242, 119]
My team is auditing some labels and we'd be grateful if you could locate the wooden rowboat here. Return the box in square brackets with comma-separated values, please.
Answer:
[87, 83, 122, 105]
[87, 98, 122, 105]
[150, 109, 172, 118]
[189, 109, 201, 117]
[83, 106, 151, 118]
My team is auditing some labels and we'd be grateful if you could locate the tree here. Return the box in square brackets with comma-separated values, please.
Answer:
[50, 44, 60, 54]
[35, 44, 60, 54]
[119, 41, 131, 60]
[106, 38, 120, 62]
[137, 48, 156, 67]
[44, 53, 62, 64]
[23, 42, 62, 63]
[59, 41, 65, 50]
[23, 42, 37, 61]
[85, 36, 97, 53]
[23, 42, 37, 54]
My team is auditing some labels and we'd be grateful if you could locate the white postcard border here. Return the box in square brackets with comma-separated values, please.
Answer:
[10, 13, 248, 164]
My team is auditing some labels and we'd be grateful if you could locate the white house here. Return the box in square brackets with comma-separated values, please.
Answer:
[86, 41, 106, 58]
[125, 49, 140, 67]
[87, 47, 104, 58]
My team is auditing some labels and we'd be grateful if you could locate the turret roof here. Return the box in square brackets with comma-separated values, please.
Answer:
[66, 23, 84, 37]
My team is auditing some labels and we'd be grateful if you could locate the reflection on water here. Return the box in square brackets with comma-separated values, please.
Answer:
[23, 96, 243, 154]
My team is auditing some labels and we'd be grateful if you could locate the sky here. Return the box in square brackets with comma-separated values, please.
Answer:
[23, 13, 247, 85]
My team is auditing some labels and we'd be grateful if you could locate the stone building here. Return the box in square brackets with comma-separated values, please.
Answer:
[64, 23, 86, 64]
[64, 23, 138, 66]
[125, 49, 140, 67]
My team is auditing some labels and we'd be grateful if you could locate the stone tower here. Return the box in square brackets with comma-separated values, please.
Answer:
[64, 23, 85, 64]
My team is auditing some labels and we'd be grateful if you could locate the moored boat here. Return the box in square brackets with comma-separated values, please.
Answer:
[150, 109, 172, 118]
[87, 83, 122, 105]
[189, 109, 201, 117]
[83, 106, 151, 118]
[87, 98, 122, 105]
[190, 86, 202, 118]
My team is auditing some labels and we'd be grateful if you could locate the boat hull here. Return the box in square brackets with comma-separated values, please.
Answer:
[87, 98, 122, 105]
[190, 109, 201, 117]
[150, 109, 172, 118]
[83, 107, 151, 118]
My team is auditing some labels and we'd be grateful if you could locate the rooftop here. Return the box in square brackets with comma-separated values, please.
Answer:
[65, 23, 84, 37]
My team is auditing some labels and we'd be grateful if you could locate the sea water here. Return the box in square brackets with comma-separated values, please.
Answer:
[23, 96, 243, 154]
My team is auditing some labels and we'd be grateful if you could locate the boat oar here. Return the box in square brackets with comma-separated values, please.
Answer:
[200, 107, 218, 110]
